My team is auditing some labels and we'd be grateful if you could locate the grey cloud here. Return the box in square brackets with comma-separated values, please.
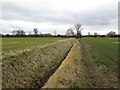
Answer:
[71, 5, 117, 26]
[0, 1, 118, 35]
[1, 2, 117, 26]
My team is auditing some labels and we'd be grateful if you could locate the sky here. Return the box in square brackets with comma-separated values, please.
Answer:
[0, 0, 119, 35]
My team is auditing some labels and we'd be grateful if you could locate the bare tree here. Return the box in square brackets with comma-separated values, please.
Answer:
[16, 30, 21, 35]
[94, 32, 98, 38]
[69, 28, 74, 36]
[12, 30, 25, 36]
[33, 28, 38, 35]
[29, 31, 31, 35]
[20, 30, 25, 35]
[12, 30, 16, 35]
[107, 31, 116, 37]
[53, 30, 57, 36]
[88, 32, 91, 37]
[74, 24, 83, 38]
[66, 29, 70, 36]
[66, 28, 74, 36]
[39, 32, 42, 35]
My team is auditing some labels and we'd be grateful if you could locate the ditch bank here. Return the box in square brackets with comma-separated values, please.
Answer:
[2, 38, 76, 88]
[42, 39, 118, 88]
[42, 41, 85, 88]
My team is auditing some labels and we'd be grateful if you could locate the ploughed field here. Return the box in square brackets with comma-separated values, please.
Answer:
[2, 37, 66, 52]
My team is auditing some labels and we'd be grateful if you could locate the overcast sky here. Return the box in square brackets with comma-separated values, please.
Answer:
[0, 0, 119, 35]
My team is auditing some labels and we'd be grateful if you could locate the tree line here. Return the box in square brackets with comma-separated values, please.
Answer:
[1, 24, 119, 38]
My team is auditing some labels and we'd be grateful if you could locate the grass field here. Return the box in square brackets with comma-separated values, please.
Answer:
[82, 37, 119, 74]
[2, 37, 65, 52]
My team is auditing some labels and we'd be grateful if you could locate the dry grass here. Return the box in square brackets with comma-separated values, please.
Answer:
[43, 41, 86, 88]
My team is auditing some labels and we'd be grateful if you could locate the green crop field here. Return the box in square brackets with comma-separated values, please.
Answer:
[82, 37, 119, 74]
[2, 37, 66, 52]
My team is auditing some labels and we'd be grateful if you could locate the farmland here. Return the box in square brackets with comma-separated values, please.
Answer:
[80, 37, 119, 87]
[43, 37, 119, 88]
[2, 37, 66, 52]
[2, 37, 119, 88]
[82, 37, 119, 74]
